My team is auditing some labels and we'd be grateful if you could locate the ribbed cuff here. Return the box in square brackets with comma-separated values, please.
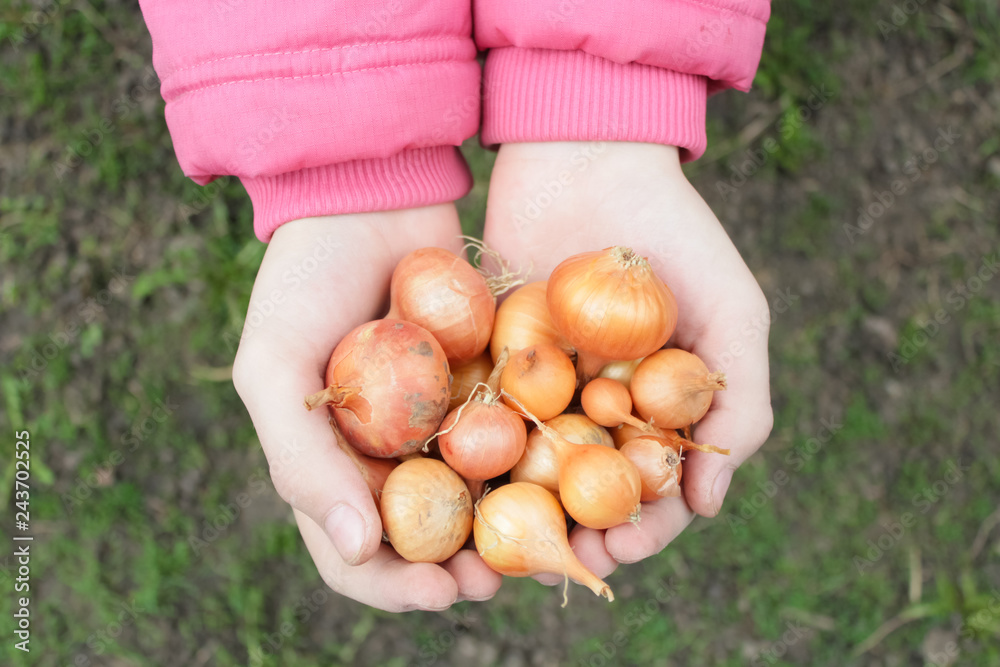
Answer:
[242, 146, 472, 241]
[482, 47, 708, 162]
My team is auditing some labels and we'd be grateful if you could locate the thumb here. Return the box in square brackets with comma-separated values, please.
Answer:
[233, 348, 382, 565]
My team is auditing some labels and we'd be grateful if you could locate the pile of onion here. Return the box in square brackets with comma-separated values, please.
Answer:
[301, 243, 732, 604]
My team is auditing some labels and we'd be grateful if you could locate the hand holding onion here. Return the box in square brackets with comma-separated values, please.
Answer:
[281, 184, 765, 607]
[233, 208, 502, 613]
[482, 141, 774, 569]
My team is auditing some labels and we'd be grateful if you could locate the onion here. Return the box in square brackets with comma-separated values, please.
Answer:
[381, 458, 473, 563]
[304, 320, 450, 458]
[474, 482, 613, 602]
[510, 413, 614, 493]
[437, 400, 527, 480]
[631, 349, 727, 429]
[500, 344, 576, 422]
[489, 281, 571, 363]
[385, 247, 495, 363]
[447, 354, 493, 412]
[505, 392, 641, 530]
[659, 428, 730, 456]
[613, 421, 730, 456]
[547, 247, 678, 380]
[619, 436, 682, 501]
[610, 422, 647, 449]
[329, 418, 398, 512]
[596, 358, 643, 391]
[580, 378, 656, 433]
[437, 349, 527, 480]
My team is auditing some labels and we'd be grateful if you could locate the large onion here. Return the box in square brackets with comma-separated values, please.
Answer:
[546, 247, 677, 380]
[304, 320, 450, 458]
[386, 247, 495, 363]
[490, 281, 571, 363]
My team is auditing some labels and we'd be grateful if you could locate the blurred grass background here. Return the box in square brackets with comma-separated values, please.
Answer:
[2, 0, 1000, 665]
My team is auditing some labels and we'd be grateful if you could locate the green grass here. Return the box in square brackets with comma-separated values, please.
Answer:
[2, 0, 999, 665]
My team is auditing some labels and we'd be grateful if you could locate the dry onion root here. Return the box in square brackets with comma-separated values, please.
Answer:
[381, 458, 473, 563]
[474, 482, 614, 604]
[304, 319, 450, 458]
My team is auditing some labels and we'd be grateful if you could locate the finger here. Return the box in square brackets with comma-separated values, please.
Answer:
[440, 549, 503, 602]
[605, 496, 695, 564]
[679, 293, 774, 518]
[568, 525, 620, 580]
[296, 509, 459, 612]
[234, 346, 383, 567]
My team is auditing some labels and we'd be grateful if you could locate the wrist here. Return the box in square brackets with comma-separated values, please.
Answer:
[496, 142, 685, 180]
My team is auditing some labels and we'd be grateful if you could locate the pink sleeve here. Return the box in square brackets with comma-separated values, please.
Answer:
[474, 0, 771, 161]
[139, 0, 480, 241]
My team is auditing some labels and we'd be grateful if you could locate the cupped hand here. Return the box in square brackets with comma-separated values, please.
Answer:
[232, 205, 502, 611]
[483, 142, 774, 580]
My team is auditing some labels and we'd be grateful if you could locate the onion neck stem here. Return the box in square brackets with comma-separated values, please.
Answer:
[487, 347, 509, 396]
[304, 385, 360, 411]
[565, 555, 614, 601]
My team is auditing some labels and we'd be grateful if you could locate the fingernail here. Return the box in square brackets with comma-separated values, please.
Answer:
[711, 468, 735, 515]
[456, 593, 496, 603]
[325, 505, 366, 565]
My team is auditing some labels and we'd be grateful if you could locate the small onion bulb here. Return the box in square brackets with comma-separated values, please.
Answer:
[474, 482, 613, 601]
[619, 436, 682, 501]
[631, 349, 727, 429]
[500, 344, 576, 422]
[511, 413, 613, 493]
[490, 281, 572, 363]
[380, 458, 473, 563]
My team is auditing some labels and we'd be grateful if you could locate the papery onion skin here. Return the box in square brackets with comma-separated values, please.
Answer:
[386, 247, 495, 364]
[305, 319, 450, 458]
[610, 422, 648, 449]
[596, 358, 644, 391]
[474, 482, 613, 600]
[620, 436, 682, 501]
[511, 414, 613, 492]
[631, 349, 727, 430]
[546, 247, 678, 376]
[500, 344, 576, 422]
[381, 458, 473, 563]
[438, 399, 527, 480]
[490, 281, 571, 363]
[448, 354, 493, 412]
[557, 443, 643, 530]
[580, 377, 653, 432]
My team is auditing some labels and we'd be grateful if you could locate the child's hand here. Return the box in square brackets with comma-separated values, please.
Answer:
[232, 206, 502, 611]
[483, 142, 774, 578]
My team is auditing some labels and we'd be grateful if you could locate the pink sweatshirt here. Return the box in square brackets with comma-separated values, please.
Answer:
[139, 1, 770, 241]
